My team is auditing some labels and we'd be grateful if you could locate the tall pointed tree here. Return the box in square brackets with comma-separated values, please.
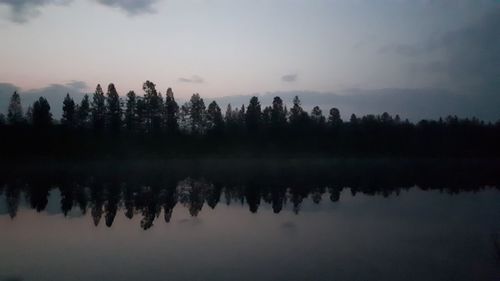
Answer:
[77, 94, 90, 128]
[62, 93, 76, 127]
[143, 80, 163, 133]
[165, 88, 179, 134]
[106, 83, 122, 132]
[245, 96, 261, 133]
[289, 96, 309, 129]
[7, 91, 24, 125]
[91, 84, 106, 131]
[135, 97, 147, 132]
[124, 91, 137, 131]
[25, 106, 33, 124]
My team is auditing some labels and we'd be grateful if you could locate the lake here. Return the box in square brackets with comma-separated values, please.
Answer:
[0, 159, 499, 281]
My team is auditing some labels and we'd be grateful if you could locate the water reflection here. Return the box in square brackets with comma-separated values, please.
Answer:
[1, 160, 500, 281]
[1, 159, 499, 230]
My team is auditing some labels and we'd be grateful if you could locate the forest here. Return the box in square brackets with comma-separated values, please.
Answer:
[1, 80, 499, 159]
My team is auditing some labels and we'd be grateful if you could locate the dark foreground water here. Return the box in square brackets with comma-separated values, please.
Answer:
[0, 159, 499, 281]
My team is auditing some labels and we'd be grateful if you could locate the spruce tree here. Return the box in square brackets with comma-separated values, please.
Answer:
[165, 88, 179, 134]
[106, 83, 122, 132]
[91, 84, 106, 131]
[245, 96, 261, 133]
[62, 93, 76, 127]
[32, 97, 52, 128]
[7, 91, 23, 125]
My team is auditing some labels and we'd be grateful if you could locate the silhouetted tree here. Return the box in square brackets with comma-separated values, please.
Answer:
[188, 93, 206, 134]
[311, 106, 325, 126]
[32, 97, 52, 128]
[271, 96, 287, 130]
[328, 107, 342, 128]
[262, 106, 272, 128]
[77, 94, 90, 128]
[25, 106, 33, 124]
[62, 93, 76, 128]
[206, 101, 224, 133]
[124, 91, 137, 131]
[91, 84, 106, 131]
[106, 83, 122, 132]
[245, 96, 261, 133]
[225, 104, 233, 124]
[143, 80, 163, 133]
[7, 91, 23, 125]
[349, 113, 358, 125]
[381, 112, 393, 124]
[289, 96, 309, 130]
[164, 88, 179, 134]
[135, 97, 147, 131]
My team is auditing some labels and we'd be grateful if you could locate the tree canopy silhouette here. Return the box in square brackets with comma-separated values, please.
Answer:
[1, 81, 500, 159]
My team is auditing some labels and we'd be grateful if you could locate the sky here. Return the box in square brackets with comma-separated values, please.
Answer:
[0, 0, 499, 120]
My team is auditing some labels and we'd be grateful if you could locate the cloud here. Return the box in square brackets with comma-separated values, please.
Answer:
[281, 74, 297, 82]
[66, 80, 88, 90]
[0, 0, 71, 23]
[95, 0, 159, 15]
[178, 75, 204, 84]
[380, 9, 500, 95]
[0, 0, 160, 22]
[0, 81, 88, 118]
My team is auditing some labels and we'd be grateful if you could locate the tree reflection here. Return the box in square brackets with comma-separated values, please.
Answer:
[0, 160, 499, 229]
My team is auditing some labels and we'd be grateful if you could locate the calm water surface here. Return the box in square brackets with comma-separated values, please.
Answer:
[0, 160, 499, 281]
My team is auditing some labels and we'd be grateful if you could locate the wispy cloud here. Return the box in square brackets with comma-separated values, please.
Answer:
[0, 0, 71, 23]
[178, 75, 204, 84]
[380, 9, 500, 94]
[281, 74, 297, 82]
[0, 0, 160, 23]
[95, 0, 159, 15]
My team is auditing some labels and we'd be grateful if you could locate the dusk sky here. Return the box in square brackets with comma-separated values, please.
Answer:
[0, 0, 499, 119]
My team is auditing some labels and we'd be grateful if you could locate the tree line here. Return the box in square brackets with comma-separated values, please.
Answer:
[1, 80, 500, 158]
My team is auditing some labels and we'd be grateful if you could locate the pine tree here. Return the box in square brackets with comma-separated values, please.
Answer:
[91, 84, 106, 131]
[125, 91, 137, 131]
[7, 91, 23, 125]
[62, 93, 76, 127]
[245, 96, 261, 133]
[289, 96, 308, 128]
[165, 88, 179, 134]
[143, 80, 163, 133]
[206, 101, 224, 133]
[271, 96, 287, 129]
[189, 93, 206, 134]
[25, 106, 33, 124]
[328, 107, 342, 128]
[77, 95, 90, 128]
[311, 106, 325, 124]
[106, 83, 122, 132]
[32, 97, 52, 128]
[135, 97, 147, 132]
